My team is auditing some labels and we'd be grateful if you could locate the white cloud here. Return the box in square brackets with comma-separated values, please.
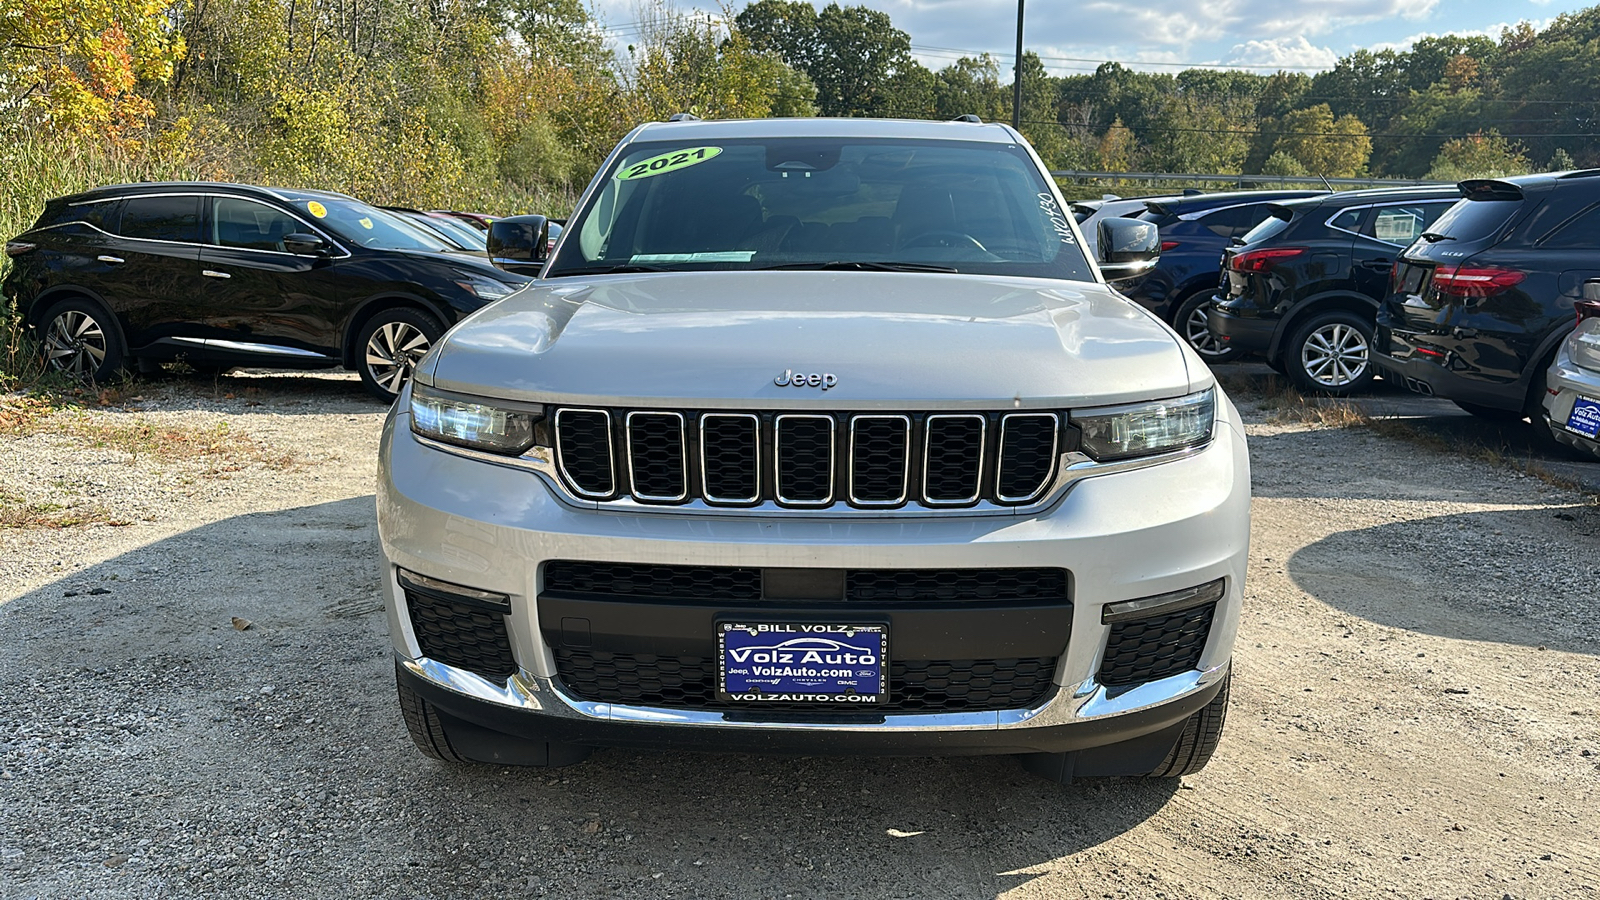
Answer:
[1220, 36, 1340, 71]
[1368, 20, 1550, 53]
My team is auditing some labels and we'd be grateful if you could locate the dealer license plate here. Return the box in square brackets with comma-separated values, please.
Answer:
[1567, 396, 1600, 438]
[717, 622, 888, 704]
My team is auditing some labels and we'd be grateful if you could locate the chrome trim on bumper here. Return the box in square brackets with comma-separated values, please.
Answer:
[399, 655, 1229, 733]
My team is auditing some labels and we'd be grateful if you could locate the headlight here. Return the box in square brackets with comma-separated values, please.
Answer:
[409, 384, 539, 455]
[1072, 388, 1214, 461]
[454, 274, 517, 301]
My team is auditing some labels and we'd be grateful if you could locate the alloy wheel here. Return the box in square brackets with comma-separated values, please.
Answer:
[43, 310, 109, 379]
[365, 321, 431, 395]
[1183, 301, 1229, 357]
[1299, 322, 1370, 388]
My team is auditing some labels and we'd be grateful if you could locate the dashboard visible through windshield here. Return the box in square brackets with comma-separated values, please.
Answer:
[545, 137, 1095, 281]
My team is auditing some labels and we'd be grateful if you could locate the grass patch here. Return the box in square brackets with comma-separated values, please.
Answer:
[60, 416, 297, 471]
[0, 489, 123, 529]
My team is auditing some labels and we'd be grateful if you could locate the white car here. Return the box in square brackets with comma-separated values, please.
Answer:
[376, 116, 1252, 783]
[1541, 285, 1600, 459]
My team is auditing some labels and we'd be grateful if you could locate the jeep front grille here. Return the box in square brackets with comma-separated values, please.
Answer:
[551, 408, 1068, 510]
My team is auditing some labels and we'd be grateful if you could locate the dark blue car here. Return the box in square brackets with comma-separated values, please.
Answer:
[1119, 189, 1327, 361]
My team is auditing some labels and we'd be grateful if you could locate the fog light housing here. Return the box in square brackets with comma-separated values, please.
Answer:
[397, 568, 511, 613]
[1101, 578, 1225, 624]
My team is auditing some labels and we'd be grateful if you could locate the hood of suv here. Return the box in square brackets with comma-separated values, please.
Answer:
[420, 271, 1199, 407]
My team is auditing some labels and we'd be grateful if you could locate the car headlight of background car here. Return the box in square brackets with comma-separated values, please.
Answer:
[1071, 388, 1215, 461]
[410, 384, 540, 454]
[453, 273, 519, 302]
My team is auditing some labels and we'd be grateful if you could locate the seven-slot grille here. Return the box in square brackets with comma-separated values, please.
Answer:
[552, 409, 1065, 509]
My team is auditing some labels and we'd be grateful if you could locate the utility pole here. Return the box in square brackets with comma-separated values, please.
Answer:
[1012, 0, 1025, 129]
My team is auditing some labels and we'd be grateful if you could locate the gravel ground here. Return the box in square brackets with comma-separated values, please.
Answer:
[2, 369, 1598, 899]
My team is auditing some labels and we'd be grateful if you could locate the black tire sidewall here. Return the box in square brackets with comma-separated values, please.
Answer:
[355, 307, 443, 401]
[1174, 292, 1242, 363]
[39, 298, 126, 383]
[1286, 308, 1375, 396]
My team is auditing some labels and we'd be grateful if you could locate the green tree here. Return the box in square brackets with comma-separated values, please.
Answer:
[1270, 104, 1371, 177]
[1425, 130, 1530, 181]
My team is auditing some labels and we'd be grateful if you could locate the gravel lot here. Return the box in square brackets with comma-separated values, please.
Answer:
[2, 369, 1598, 899]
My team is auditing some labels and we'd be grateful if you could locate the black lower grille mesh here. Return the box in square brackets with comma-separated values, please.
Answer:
[543, 562, 1068, 604]
[544, 560, 763, 601]
[924, 416, 984, 502]
[627, 412, 686, 500]
[555, 648, 1057, 712]
[997, 413, 1058, 501]
[556, 410, 614, 497]
[777, 416, 834, 503]
[1099, 602, 1215, 688]
[846, 568, 1067, 603]
[701, 414, 759, 502]
[850, 416, 909, 503]
[406, 589, 517, 679]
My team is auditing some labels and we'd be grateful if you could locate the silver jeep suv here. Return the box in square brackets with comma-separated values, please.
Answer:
[376, 117, 1251, 782]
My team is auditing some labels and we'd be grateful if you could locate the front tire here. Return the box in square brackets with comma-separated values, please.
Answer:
[1286, 309, 1376, 396]
[356, 307, 442, 402]
[39, 298, 125, 383]
[395, 667, 593, 767]
[1174, 293, 1243, 363]
[1146, 672, 1230, 778]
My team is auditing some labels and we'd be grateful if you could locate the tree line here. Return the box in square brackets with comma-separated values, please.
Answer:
[4, 0, 1599, 221]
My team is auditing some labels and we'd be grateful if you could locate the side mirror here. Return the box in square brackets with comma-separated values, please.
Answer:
[487, 215, 549, 276]
[282, 233, 330, 256]
[1097, 218, 1161, 283]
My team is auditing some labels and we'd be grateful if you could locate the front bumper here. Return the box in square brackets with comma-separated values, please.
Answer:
[1207, 304, 1276, 354]
[376, 396, 1251, 756]
[1541, 345, 1600, 457]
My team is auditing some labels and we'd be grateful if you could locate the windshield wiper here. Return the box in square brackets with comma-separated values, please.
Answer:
[1419, 231, 1457, 243]
[757, 261, 958, 273]
[549, 263, 673, 276]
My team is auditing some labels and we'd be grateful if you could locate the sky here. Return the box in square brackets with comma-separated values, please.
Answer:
[590, 0, 1582, 75]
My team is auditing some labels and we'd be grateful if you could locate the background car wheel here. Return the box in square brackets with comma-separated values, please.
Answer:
[39, 298, 124, 383]
[357, 307, 442, 402]
[1174, 293, 1243, 363]
[1286, 309, 1376, 396]
[1146, 672, 1230, 779]
[1451, 399, 1524, 421]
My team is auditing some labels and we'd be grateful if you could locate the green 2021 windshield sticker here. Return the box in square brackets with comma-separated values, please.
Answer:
[617, 146, 722, 180]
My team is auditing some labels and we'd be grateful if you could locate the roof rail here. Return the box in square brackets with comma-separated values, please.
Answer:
[667, 112, 701, 122]
[951, 114, 982, 124]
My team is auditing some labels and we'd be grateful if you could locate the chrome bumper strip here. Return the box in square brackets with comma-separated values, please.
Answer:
[400, 656, 1229, 733]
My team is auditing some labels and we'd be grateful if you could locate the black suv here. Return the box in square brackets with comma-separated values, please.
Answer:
[1374, 171, 1600, 436]
[2, 183, 531, 400]
[1207, 185, 1462, 394]
[1119, 189, 1326, 362]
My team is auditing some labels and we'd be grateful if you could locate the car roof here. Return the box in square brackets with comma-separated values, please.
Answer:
[628, 116, 1021, 144]
[60, 182, 359, 205]
[1275, 185, 1463, 211]
[1143, 189, 1327, 215]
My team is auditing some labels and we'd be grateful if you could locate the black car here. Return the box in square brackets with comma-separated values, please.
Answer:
[1375, 171, 1600, 435]
[1207, 185, 1462, 394]
[1120, 189, 1327, 362]
[2, 183, 530, 400]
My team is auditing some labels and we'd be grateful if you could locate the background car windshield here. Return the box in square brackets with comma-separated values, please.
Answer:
[548, 138, 1094, 280]
[292, 197, 452, 252]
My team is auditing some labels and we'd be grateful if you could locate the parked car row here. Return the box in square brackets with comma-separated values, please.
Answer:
[3, 184, 535, 400]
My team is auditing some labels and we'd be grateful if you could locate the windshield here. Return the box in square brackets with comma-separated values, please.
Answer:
[419, 214, 488, 250]
[289, 196, 453, 252]
[545, 137, 1094, 280]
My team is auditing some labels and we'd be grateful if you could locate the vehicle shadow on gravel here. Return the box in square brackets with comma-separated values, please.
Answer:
[120, 368, 388, 414]
[0, 497, 1185, 899]
[1286, 505, 1600, 656]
